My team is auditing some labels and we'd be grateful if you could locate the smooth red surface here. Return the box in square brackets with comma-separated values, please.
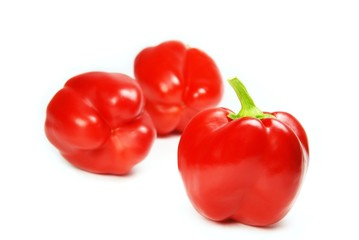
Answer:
[45, 72, 156, 175]
[178, 108, 309, 226]
[134, 40, 223, 135]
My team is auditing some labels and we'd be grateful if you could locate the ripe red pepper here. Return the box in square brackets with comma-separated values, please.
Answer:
[178, 78, 309, 226]
[134, 40, 223, 135]
[45, 72, 156, 175]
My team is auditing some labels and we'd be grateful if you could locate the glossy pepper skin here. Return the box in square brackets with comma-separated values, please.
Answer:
[45, 72, 156, 175]
[178, 78, 309, 226]
[134, 40, 223, 135]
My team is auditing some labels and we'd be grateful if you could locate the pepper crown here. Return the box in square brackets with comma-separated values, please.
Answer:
[228, 77, 274, 120]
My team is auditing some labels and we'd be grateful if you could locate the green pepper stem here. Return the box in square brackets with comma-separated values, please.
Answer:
[227, 77, 274, 120]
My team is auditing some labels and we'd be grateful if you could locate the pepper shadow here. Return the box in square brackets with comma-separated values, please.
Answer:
[213, 217, 287, 230]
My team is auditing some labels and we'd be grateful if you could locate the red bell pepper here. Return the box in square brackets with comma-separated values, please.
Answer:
[134, 40, 223, 135]
[45, 72, 156, 175]
[178, 77, 309, 226]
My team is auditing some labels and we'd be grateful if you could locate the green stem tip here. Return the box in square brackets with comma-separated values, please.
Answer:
[227, 77, 274, 120]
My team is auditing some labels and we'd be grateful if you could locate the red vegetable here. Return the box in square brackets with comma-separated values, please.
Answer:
[178, 78, 309, 226]
[45, 72, 156, 175]
[134, 40, 223, 135]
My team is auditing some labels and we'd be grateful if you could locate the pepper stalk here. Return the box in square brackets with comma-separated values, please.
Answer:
[227, 77, 274, 120]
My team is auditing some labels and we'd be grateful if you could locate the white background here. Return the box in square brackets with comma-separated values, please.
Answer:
[1, 0, 358, 239]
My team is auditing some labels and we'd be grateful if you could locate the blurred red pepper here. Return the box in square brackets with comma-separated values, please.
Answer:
[134, 40, 223, 135]
[45, 72, 156, 175]
[178, 77, 309, 226]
